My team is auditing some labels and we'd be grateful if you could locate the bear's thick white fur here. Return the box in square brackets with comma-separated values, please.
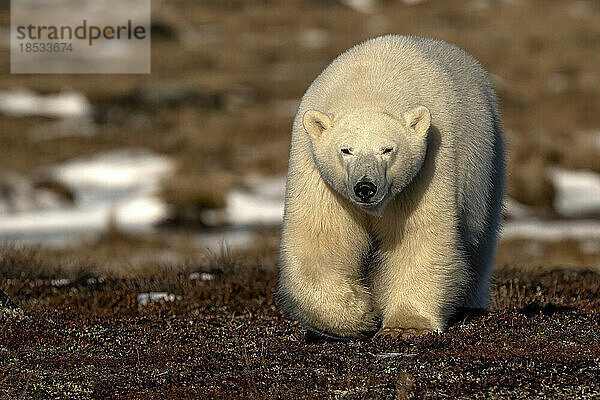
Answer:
[278, 35, 505, 339]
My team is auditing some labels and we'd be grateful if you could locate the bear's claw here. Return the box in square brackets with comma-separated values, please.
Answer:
[357, 315, 382, 339]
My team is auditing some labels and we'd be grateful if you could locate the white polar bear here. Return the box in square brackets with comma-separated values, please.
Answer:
[278, 35, 505, 339]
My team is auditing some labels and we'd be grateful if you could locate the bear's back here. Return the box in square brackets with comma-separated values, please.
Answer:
[305, 36, 494, 129]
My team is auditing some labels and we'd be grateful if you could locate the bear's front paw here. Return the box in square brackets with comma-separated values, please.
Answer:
[340, 285, 381, 339]
[315, 287, 381, 339]
[375, 327, 431, 339]
[324, 309, 380, 339]
[375, 309, 441, 339]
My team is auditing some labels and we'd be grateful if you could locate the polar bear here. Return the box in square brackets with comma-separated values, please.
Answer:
[278, 35, 505, 339]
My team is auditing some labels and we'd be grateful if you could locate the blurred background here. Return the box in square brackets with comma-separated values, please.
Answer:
[0, 0, 599, 275]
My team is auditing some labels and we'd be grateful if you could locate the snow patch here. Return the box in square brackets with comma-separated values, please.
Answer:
[0, 89, 92, 119]
[502, 219, 600, 241]
[0, 149, 173, 245]
[203, 176, 285, 227]
[52, 150, 172, 190]
[225, 176, 285, 226]
[549, 167, 600, 217]
[195, 176, 285, 250]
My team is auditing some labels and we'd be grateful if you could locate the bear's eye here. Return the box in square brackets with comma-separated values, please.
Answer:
[382, 147, 393, 154]
[341, 148, 353, 155]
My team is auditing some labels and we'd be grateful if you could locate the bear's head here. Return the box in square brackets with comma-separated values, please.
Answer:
[303, 106, 430, 216]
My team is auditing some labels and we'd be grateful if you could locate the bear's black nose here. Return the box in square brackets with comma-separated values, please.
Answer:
[354, 181, 377, 202]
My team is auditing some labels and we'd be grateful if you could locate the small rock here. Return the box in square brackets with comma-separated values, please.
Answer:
[189, 272, 214, 281]
[0, 289, 23, 319]
[375, 352, 417, 359]
[50, 278, 71, 287]
[137, 292, 182, 306]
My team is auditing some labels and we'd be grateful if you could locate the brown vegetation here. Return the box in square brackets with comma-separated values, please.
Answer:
[1, 248, 599, 398]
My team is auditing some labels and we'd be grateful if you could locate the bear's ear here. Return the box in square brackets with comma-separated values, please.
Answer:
[303, 110, 333, 139]
[402, 106, 431, 138]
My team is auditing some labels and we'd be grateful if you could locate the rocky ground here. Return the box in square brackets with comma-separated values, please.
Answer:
[1, 248, 599, 399]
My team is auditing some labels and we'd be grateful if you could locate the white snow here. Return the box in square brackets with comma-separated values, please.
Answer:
[549, 167, 600, 217]
[51, 150, 172, 190]
[502, 219, 600, 241]
[0, 89, 92, 119]
[502, 168, 600, 240]
[225, 176, 286, 226]
[502, 167, 600, 240]
[203, 176, 285, 228]
[0, 149, 173, 245]
[194, 176, 286, 251]
[201, 172, 600, 245]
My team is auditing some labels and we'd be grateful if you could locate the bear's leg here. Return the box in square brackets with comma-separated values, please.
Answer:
[372, 223, 469, 338]
[464, 205, 502, 309]
[464, 234, 496, 309]
[464, 141, 504, 310]
[279, 206, 381, 339]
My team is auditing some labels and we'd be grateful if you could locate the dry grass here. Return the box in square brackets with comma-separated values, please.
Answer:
[1, 247, 600, 398]
[498, 239, 600, 272]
